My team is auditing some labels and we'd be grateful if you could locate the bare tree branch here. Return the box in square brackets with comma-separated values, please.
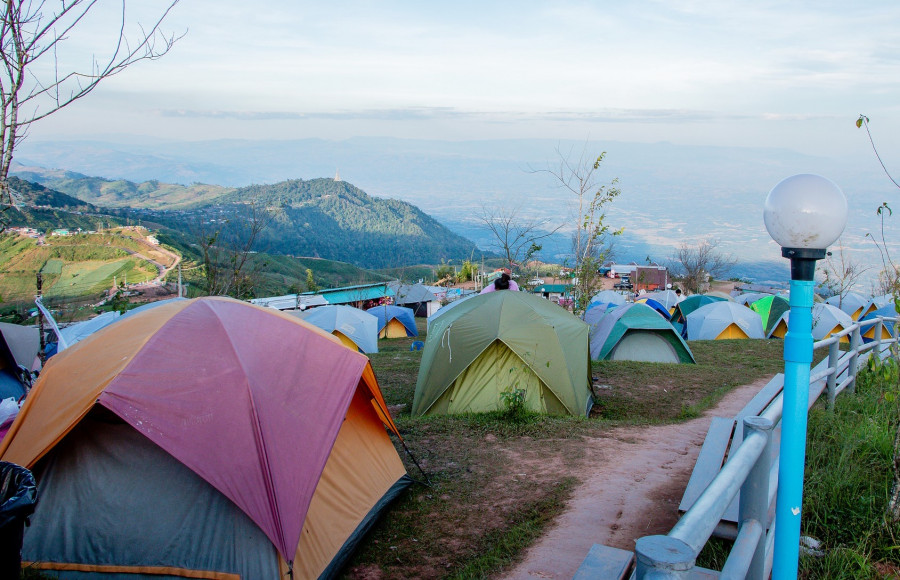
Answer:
[817, 240, 871, 301]
[194, 197, 275, 299]
[669, 239, 736, 295]
[478, 204, 562, 270]
[0, 0, 184, 229]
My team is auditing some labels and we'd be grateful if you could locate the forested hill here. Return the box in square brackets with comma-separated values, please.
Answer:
[210, 178, 480, 268]
[7, 177, 97, 211]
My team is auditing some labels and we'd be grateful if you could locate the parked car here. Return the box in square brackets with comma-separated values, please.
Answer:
[613, 276, 633, 290]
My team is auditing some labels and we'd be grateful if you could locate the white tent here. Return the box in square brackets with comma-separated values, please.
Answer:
[863, 294, 893, 319]
[387, 282, 441, 317]
[58, 311, 121, 351]
[685, 302, 764, 340]
[734, 292, 770, 307]
[642, 290, 680, 310]
[824, 292, 870, 320]
[589, 290, 627, 306]
[768, 303, 854, 342]
[293, 305, 379, 353]
[583, 302, 613, 327]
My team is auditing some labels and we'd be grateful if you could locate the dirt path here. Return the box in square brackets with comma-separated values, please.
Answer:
[501, 376, 773, 580]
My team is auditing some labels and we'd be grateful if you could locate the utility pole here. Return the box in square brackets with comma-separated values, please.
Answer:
[36, 273, 45, 365]
[178, 264, 183, 297]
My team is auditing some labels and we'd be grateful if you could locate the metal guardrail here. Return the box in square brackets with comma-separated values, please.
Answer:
[631, 315, 899, 579]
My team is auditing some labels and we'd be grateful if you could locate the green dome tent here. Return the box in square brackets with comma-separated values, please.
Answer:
[590, 303, 695, 363]
[749, 295, 789, 336]
[413, 291, 592, 417]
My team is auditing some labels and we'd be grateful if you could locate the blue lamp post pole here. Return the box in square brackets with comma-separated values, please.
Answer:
[764, 174, 848, 579]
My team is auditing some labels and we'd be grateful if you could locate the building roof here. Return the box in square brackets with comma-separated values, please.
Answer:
[250, 294, 329, 310]
[305, 283, 395, 305]
[387, 282, 439, 305]
[533, 284, 574, 294]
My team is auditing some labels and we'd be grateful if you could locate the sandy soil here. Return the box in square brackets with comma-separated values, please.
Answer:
[500, 376, 773, 580]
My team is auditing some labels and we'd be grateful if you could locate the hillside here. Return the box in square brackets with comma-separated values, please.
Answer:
[7, 177, 97, 211]
[158, 232, 392, 296]
[129, 178, 482, 269]
[0, 176, 430, 300]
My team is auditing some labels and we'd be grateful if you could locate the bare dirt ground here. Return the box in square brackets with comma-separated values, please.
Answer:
[500, 376, 772, 580]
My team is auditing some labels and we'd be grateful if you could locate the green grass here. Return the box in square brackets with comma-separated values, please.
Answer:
[41, 258, 154, 298]
[20, 567, 55, 579]
[798, 355, 900, 578]
[0, 234, 37, 268]
[39, 259, 63, 275]
[592, 339, 787, 423]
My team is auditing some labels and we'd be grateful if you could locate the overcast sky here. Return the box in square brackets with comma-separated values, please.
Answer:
[26, 0, 900, 161]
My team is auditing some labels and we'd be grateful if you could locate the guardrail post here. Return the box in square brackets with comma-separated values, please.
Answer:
[740, 417, 775, 580]
[827, 339, 839, 411]
[634, 536, 694, 579]
[848, 325, 861, 394]
[874, 318, 884, 356]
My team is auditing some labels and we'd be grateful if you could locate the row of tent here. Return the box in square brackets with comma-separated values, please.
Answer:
[39, 300, 420, 358]
[0, 297, 415, 579]
[583, 289, 898, 359]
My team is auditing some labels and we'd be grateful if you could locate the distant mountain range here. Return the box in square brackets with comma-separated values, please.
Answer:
[12, 135, 900, 287]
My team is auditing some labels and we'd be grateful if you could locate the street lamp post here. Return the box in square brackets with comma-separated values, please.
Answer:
[763, 174, 848, 579]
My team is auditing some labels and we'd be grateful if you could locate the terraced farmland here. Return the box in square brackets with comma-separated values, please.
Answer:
[0, 232, 162, 305]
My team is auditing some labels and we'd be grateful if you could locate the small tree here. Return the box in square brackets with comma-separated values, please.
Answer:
[1, 0, 183, 227]
[196, 198, 273, 299]
[537, 147, 621, 312]
[433, 260, 454, 285]
[305, 268, 319, 293]
[457, 259, 477, 282]
[670, 239, 736, 295]
[858, 115, 900, 523]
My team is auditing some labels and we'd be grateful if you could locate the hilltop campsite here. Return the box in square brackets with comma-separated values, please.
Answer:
[1, 2, 900, 577]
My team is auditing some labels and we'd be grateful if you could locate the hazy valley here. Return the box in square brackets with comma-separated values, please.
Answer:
[13, 136, 900, 287]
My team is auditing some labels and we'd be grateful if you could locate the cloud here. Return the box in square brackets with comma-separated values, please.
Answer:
[159, 106, 823, 125]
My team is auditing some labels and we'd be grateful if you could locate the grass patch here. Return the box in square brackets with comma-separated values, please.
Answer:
[0, 232, 161, 305]
[448, 477, 578, 579]
[591, 339, 786, 423]
[799, 355, 900, 578]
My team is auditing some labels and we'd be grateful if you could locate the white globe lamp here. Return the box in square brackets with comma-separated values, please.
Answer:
[764, 174, 848, 280]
